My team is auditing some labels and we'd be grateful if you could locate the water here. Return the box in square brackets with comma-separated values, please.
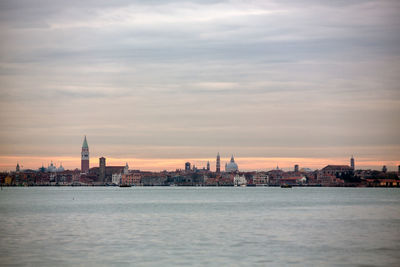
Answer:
[0, 187, 399, 266]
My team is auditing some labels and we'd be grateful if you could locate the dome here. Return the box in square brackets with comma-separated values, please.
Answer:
[47, 161, 57, 173]
[57, 163, 64, 172]
[225, 155, 238, 172]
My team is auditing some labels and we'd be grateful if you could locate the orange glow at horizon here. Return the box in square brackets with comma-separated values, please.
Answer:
[0, 156, 398, 172]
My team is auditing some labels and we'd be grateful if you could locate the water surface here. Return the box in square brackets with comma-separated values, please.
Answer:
[0, 187, 399, 266]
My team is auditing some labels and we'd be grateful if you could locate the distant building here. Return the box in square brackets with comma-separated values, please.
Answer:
[185, 162, 191, 171]
[317, 165, 353, 186]
[294, 164, 299, 173]
[121, 173, 141, 186]
[124, 163, 129, 174]
[90, 160, 125, 183]
[299, 168, 313, 173]
[225, 155, 238, 173]
[47, 161, 57, 173]
[99, 157, 106, 182]
[350, 156, 355, 170]
[398, 165, 400, 173]
[382, 165, 387, 173]
[267, 169, 284, 185]
[81, 136, 89, 173]
[16, 163, 20, 172]
[57, 163, 64, 172]
[234, 174, 246, 186]
[253, 173, 268, 185]
[321, 165, 353, 175]
[207, 161, 210, 171]
[112, 173, 122, 185]
[38, 165, 46, 173]
[216, 152, 220, 173]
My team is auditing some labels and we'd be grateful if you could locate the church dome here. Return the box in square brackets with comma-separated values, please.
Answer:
[47, 161, 57, 173]
[225, 155, 238, 172]
[57, 163, 64, 172]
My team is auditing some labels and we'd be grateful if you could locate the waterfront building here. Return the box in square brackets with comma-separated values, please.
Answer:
[317, 165, 353, 186]
[225, 155, 238, 173]
[320, 165, 353, 175]
[90, 160, 125, 184]
[280, 176, 307, 186]
[112, 173, 122, 185]
[253, 173, 268, 185]
[216, 152, 220, 173]
[121, 173, 142, 186]
[4, 175, 13, 185]
[81, 136, 89, 173]
[267, 169, 285, 185]
[234, 174, 247, 186]
[366, 178, 400, 187]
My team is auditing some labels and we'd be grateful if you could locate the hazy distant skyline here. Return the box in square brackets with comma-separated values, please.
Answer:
[1, 0, 399, 171]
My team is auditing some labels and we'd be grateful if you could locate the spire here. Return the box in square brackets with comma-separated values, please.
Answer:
[216, 152, 221, 173]
[82, 135, 88, 149]
[231, 155, 234, 162]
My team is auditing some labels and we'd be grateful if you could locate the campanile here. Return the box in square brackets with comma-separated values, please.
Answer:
[81, 135, 89, 173]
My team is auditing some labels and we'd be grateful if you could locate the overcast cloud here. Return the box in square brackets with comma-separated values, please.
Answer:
[0, 0, 399, 170]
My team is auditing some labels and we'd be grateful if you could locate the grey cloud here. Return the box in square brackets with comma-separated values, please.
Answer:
[0, 0, 399, 164]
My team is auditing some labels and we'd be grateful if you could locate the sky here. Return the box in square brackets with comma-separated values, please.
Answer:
[0, 0, 399, 171]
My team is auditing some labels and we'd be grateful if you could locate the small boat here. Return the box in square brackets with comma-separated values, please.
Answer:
[281, 184, 292, 188]
[119, 184, 132, 188]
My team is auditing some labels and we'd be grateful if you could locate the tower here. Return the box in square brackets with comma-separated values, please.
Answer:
[81, 136, 89, 173]
[99, 157, 106, 182]
[185, 162, 191, 172]
[124, 162, 129, 175]
[16, 162, 20, 172]
[350, 156, 355, 170]
[216, 152, 220, 173]
[207, 161, 210, 171]
[294, 164, 299, 173]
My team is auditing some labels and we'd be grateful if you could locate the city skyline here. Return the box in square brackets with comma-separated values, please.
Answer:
[1, 134, 398, 172]
[1, 1, 399, 172]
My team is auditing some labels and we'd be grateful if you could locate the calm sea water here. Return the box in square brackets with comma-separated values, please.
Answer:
[0, 187, 399, 266]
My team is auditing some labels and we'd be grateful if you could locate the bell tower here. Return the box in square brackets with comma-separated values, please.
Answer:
[216, 152, 220, 173]
[81, 136, 89, 173]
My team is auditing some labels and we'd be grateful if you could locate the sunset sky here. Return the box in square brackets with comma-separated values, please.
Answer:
[0, 0, 399, 171]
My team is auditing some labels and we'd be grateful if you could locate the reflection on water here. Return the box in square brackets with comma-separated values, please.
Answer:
[0, 187, 399, 266]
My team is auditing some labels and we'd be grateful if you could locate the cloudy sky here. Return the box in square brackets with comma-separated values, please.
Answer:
[0, 0, 399, 171]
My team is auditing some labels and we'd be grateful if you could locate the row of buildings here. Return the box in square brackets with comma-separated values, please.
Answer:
[1, 136, 399, 187]
[2, 163, 399, 187]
